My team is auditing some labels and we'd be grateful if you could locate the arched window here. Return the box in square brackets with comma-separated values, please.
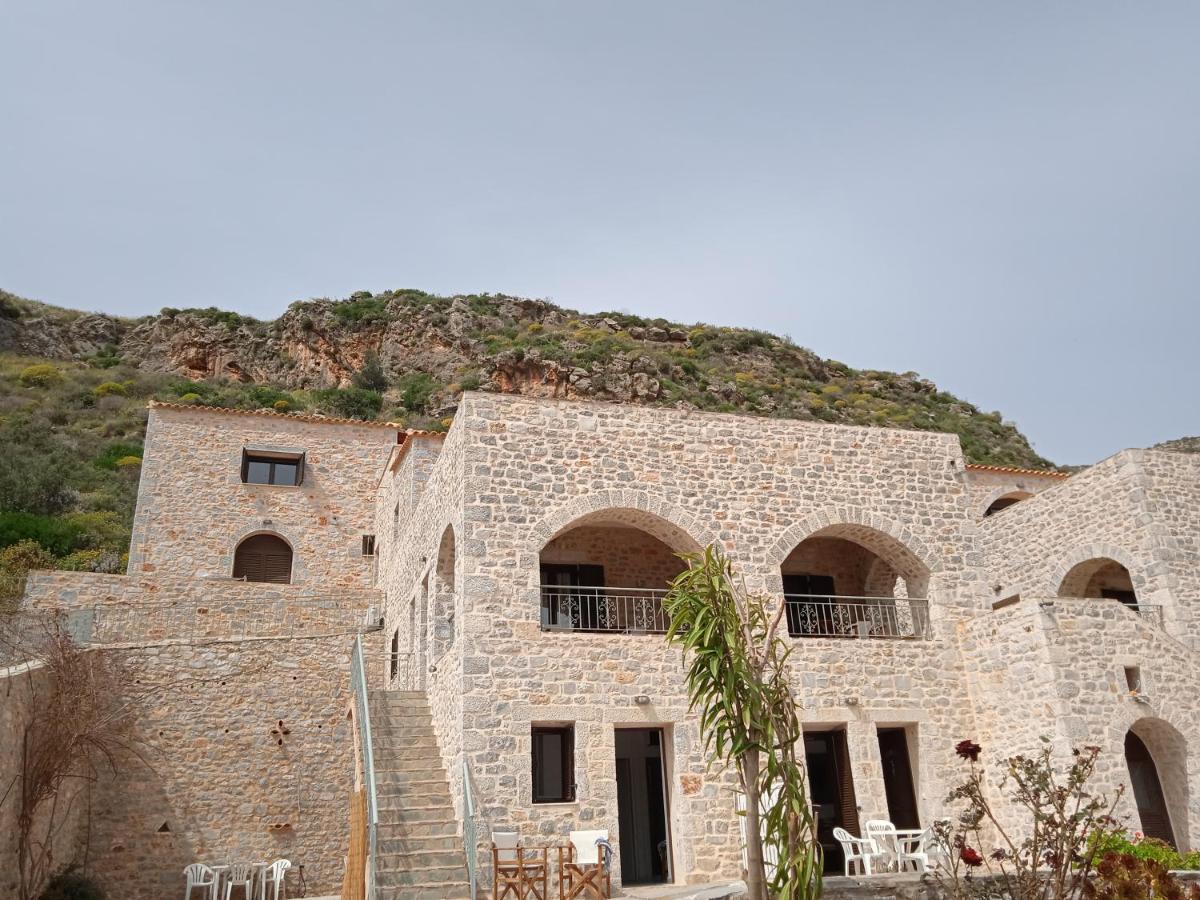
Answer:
[983, 491, 1033, 517]
[233, 533, 293, 584]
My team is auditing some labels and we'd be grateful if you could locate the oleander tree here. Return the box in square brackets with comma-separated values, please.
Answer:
[664, 546, 822, 900]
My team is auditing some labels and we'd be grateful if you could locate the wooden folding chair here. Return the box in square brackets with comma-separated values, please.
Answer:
[492, 830, 549, 900]
[558, 830, 611, 900]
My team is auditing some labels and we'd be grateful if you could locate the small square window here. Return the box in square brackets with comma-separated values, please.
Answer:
[1125, 666, 1142, 693]
[362, 535, 377, 557]
[532, 724, 575, 803]
[241, 449, 304, 486]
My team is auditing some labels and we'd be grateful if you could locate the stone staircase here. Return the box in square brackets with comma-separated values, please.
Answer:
[370, 690, 472, 900]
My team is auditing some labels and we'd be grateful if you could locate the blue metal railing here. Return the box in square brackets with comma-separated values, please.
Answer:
[351, 634, 379, 900]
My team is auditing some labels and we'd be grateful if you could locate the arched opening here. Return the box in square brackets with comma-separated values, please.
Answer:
[983, 491, 1033, 517]
[432, 525, 456, 658]
[1125, 719, 1189, 849]
[779, 524, 931, 639]
[232, 533, 293, 584]
[1057, 558, 1138, 609]
[538, 508, 698, 634]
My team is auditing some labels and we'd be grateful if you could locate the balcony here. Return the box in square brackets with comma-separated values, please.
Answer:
[539, 585, 670, 634]
[784, 594, 931, 639]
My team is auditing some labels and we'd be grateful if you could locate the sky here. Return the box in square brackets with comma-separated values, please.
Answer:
[2, 2, 1197, 464]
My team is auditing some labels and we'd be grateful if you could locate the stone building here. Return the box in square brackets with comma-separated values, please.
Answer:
[7, 394, 1199, 898]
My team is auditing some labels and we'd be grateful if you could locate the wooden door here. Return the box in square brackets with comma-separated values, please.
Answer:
[877, 728, 920, 829]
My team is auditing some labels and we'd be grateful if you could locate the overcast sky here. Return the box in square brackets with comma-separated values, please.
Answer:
[2, 2, 1197, 464]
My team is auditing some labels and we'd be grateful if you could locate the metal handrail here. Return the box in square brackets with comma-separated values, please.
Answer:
[782, 593, 931, 639]
[351, 634, 379, 900]
[462, 758, 479, 899]
[539, 585, 670, 634]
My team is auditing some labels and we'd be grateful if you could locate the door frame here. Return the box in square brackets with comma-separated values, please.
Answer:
[614, 725, 675, 885]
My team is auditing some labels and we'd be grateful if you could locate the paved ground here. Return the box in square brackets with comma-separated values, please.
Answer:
[616, 881, 747, 899]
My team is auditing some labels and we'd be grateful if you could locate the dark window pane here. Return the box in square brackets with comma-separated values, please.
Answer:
[533, 726, 573, 803]
[245, 460, 272, 484]
[272, 462, 298, 486]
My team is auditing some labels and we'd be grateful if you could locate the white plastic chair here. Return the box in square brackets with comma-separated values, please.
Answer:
[184, 863, 217, 900]
[897, 829, 931, 874]
[260, 859, 290, 900]
[832, 827, 884, 877]
[864, 820, 900, 872]
[222, 864, 255, 900]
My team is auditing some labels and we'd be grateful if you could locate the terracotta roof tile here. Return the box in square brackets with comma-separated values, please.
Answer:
[964, 462, 1069, 479]
[147, 400, 409, 430]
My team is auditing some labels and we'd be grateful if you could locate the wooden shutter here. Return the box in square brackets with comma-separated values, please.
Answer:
[233, 534, 293, 584]
[833, 730, 860, 836]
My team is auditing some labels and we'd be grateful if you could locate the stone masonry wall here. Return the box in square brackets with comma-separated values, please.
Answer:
[129, 406, 399, 589]
[981, 450, 1200, 647]
[21, 570, 381, 899]
[0, 661, 93, 900]
[539, 525, 686, 588]
[962, 596, 1200, 851]
[432, 392, 994, 888]
[963, 467, 1066, 519]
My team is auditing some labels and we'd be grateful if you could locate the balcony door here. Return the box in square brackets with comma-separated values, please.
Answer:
[615, 728, 672, 885]
[540, 563, 605, 629]
[783, 574, 835, 637]
[804, 729, 859, 874]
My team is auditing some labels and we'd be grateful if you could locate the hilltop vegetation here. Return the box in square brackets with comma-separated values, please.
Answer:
[0, 286, 1061, 597]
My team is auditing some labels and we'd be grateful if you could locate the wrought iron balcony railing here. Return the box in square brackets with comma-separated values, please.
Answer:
[783, 594, 931, 639]
[539, 585, 670, 634]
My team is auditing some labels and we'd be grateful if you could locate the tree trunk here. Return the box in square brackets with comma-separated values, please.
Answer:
[742, 749, 767, 900]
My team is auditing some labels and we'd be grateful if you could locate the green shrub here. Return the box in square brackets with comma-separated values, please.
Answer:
[396, 372, 439, 414]
[310, 387, 383, 420]
[178, 392, 201, 404]
[92, 381, 127, 398]
[0, 513, 85, 555]
[352, 351, 389, 393]
[0, 539, 56, 611]
[19, 364, 64, 387]
[332, 294, 389, 325]
[38, 867, 106, 900]
[94, 443, 144, 471]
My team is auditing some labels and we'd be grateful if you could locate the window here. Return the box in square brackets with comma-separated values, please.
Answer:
[532, 725, 575, 803]
[232, 534, 293, 583]
[241, 447, 304, 486]
[362, 534, 377, 557]
[392, 502, 400, 537]
[1125, 666, 1142, 693]
[390, 629, 400, 680]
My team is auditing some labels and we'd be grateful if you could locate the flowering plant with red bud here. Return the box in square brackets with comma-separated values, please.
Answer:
[930, 738, 1125, 900]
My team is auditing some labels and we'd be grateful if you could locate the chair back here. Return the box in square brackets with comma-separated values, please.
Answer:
[864, 820, 899, 855]
[832, 826, 855, 847]
[184, 863, 215, 886]
[226, 863, 255, 883]
[569, 830, 608, 866]
[267, 859, 291, 880]
[492, 830, 520, 864]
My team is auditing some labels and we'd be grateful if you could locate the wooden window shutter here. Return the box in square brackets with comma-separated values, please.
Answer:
[834, 730, 861, 836]
[233, 534, 293, 584]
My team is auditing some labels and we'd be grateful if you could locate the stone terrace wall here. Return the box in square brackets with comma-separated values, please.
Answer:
[1141, 451, 1200, 641]
[444, 392, 994, 887]
[129, 406, 399, 589]
[980, 450, 1199, 646]
[20, 571, 381, 899]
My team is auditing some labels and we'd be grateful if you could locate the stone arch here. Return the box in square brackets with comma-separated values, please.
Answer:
[1125, 717, 1190, 850]
[1053, 544, 1146, 600]
[432, 524, 457, 656]
[529, 490, 718, 556]
[982, 489, 1034, 518]
[763, 508, 940, 599]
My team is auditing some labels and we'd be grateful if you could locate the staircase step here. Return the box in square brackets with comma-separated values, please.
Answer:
[378, 885, 471, 900]
[376, 863, 469, 887]
[371, 743, 443, 761]
[377, 848, 466, 870]
[378, 833, 462, 853]
[376, 815, 459, 836]
[374, 802, 457, 822]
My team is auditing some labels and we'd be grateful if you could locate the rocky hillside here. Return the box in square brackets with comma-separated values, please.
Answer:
[0, 287, 1052, 468]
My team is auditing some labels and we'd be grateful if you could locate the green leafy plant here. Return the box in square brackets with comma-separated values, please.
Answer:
[19, 365, 63, 388]
[310, 386, 382, 420]
[38, 867, 106, 900]
[1083, 853, 1200, 900]
[664, 546, 822, 900]
[352, 351, 389, 393]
